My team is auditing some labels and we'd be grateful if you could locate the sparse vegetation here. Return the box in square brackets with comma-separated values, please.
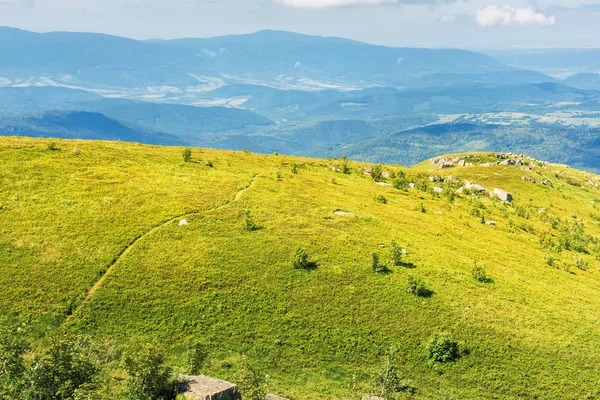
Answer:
[237, 356, 266, 400]
[374, 194, 387, 204]
[2, 139, 600, 399]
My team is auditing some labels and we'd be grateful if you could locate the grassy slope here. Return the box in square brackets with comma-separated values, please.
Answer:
[1, 137, 600, 399]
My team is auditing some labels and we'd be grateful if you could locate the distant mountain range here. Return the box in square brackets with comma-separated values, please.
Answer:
[3, 27, 600, 171]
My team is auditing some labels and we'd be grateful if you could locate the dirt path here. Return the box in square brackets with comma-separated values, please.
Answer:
[68, 174, 258, 318]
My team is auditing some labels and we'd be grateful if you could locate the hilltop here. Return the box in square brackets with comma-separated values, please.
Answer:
[1, 137, 600, 399]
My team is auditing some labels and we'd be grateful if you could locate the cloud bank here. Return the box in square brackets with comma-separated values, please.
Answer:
[475, 5, 556, 27]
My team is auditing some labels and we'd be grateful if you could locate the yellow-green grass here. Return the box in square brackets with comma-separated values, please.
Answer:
[2, 137, 600, 399]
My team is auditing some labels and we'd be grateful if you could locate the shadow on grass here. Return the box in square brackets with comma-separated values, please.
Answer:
[417, 289, 435, 298]
[400, 262, 417, 269]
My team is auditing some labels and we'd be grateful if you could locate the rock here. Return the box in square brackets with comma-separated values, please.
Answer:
[429, 175, 442, 182]
[177, 375, 241, 400]
[521, 167, 533, 172]
[464, 181, 486, 192]
[516, 159, 524, 166]
[401, 248, 408, 255]
[266, 395, 290, 400]
[378, 244, 386, 248]
[538, 208, 547, 214]
[382, 171, 390, 178]
[521, 176, 536, 183]
[179, 219, 189, 226]
[440, 162, 454, 169]
[485, 221, 497, 226]
[457, 159, 466, 166]
[363, 168, 372, 175]
[377, 182, 392, 187]
[362, 396, 385, 400]
[433, 186, 444, 194]
[334, 210, 353, 216]
[408, 183, 416, 189]
[499, 159, 516, 166]
[493, 188, 513, 202]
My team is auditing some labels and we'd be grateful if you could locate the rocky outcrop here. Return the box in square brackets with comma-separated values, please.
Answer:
[493, 188, 513, 202]
[178, 375, 241, 400]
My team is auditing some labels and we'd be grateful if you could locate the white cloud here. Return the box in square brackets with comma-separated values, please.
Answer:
[475, 5, 555, 27]
[275, 0, 448, 8]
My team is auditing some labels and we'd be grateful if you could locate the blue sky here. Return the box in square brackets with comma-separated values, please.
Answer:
[0, 0, 598, 48]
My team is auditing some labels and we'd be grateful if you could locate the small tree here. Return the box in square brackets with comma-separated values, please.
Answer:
[390, 241, 403, 267]
[426, 332, 461, 364]
[373, 346, 414, 398]
[182, 148, 192, 162]
[187, 342, 208, 376]
[46, 142, 58, 151]
[27, 334, 99, 400]
[291, 163, 298, 175]
[370, 165, 384, 182]
[372, 252, 381, 273]
[122, 343, 175, 400]
[237, 357, 266, 400]
[291, 247, 310, 270]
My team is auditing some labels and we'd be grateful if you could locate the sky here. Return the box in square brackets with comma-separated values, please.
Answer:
[0, 0, 598, 48]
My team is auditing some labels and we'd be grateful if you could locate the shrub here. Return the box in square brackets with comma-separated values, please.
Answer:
[390, 241, 403, 267]
[370, 165, 384, 182]
[291, 163, 298, 175]
[418, 203, 426, 213]
[187, 342, 208, 376]
[545, 252, 555, 267]
[0, 325, 29, 399]
[374, 195, 387, 204]
[426, 332, 461, 363]
[373, 346, 415, 398]
[406, 276, 430, 297]
[46, 142, 58, 151]
[237, 356, 266, 400]
[372, 252, 383, 273]
[28, 334, 99, 400]
[122, 343, 175, 400]
[182, 148, 192, 162]
[242, 209, 259, 232]
[291, 247, 310, 270]
[471, 263, 491, 283]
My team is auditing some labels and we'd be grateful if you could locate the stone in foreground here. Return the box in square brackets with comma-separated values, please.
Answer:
[178, 375, 241, 400]
[266, 395, 290, 400]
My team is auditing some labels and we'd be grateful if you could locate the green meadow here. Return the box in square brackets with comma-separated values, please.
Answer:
[1, 137, 600, 399]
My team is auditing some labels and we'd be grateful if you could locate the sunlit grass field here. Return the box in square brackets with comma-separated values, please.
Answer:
[2, 137, 600, 399]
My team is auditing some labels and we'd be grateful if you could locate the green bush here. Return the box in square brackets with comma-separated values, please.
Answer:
[374, 195, 387, 204]
[291, 247, 310, 270]
[291, 163, 298, 175]
[237, 356, 266, 400]
[390, 241, 403, 267]
[426, 332, 461, 363]
[372, 252, 385, 273]
[27, 334, 99, 400]
[471, 263, 491, 283]
[46, 142, 58, 151]
[182, 148, 192, 163]
[0, 325, 29, 399]
[370, 165, 384, 182]
[122, 343, 175, 400]
[242, 209, 259, 232]
[406, 276, 430, 297]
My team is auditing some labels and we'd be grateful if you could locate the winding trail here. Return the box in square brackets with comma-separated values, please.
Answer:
[68, 174, 258, 318]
